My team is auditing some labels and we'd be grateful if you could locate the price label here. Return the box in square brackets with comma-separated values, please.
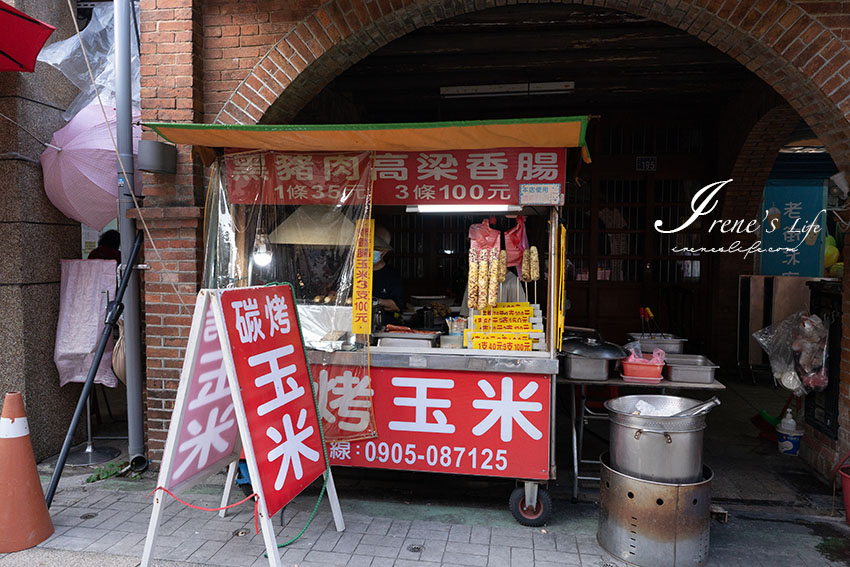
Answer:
[469, 332, 533, 351]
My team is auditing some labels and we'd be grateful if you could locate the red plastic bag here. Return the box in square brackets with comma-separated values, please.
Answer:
[505, 216, 528, 276]
[469, 219, 500, 252]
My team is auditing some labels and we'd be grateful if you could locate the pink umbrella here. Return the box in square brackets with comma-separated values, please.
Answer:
[40, 100, 141, 230]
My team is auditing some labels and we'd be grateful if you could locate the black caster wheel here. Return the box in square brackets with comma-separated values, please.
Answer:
[509, 486, 552, 526]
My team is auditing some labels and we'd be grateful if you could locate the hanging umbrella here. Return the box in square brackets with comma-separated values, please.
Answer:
[0, 0, 54, 72]
[40, 100, 141, 230]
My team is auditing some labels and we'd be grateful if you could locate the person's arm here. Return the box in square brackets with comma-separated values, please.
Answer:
[378, 297, 401, 312]
[383, 271, 404, 313]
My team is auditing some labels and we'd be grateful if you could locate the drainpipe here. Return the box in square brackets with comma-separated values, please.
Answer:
[115, 0, 147, 472]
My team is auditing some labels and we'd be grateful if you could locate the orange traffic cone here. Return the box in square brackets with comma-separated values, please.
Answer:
[0, 391, 54, 552]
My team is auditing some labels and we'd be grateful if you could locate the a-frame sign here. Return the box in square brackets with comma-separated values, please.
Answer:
[141, 285, 344, 567]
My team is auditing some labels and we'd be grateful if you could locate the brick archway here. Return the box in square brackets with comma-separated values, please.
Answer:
[214, 0, 850, 175]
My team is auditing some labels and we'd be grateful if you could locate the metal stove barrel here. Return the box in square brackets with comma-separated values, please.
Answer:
[598, 453, 712, 567]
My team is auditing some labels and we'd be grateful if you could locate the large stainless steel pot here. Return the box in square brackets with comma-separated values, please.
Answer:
[604, 395, 713, 484]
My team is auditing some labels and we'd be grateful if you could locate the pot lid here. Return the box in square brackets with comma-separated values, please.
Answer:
[561, 337, 628, 359]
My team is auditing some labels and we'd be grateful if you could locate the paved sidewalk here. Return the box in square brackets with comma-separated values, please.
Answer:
[1, 466, 849, 567]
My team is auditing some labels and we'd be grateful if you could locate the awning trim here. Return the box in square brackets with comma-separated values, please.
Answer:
[146, 116, 592, 163]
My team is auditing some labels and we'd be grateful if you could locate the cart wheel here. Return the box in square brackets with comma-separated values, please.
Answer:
[509, 487, 552, 526]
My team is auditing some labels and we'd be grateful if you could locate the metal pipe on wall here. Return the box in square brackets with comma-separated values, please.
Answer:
[548, 207, 559, 480]
[115, 0, 146, 472]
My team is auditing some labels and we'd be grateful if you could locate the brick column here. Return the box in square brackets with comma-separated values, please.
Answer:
[129, 207, 203, 464]
[140, 0, 206, 465]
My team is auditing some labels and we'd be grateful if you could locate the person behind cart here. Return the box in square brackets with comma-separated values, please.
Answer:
[372, 226, 404, 313]
[88, 229, 121, 261]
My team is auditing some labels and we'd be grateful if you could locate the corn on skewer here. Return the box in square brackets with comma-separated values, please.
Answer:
[529, 246, 540, 281]
[467, 248, 478, 309]
[528, 246, 540, 305]
[521, 249, 531, 282]
[496, 249, 507, 303]
[477, 249, 488, 312]
[498, 250, 507, 282]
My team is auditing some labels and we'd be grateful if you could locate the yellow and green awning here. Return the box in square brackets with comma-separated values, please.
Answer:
[147, 116, 591, 162]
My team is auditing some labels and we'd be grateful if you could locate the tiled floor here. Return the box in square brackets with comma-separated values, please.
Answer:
[11, 466, 848, 567]
[5, 371, 846, 566]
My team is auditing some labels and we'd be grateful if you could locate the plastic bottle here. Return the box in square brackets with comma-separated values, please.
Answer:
[779, 409, 797, 432]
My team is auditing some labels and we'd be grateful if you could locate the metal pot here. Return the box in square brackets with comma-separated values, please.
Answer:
[604, 395, 713, 484]
[561, 337, 627, 359]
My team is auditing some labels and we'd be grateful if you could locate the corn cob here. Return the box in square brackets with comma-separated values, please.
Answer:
[529, 246, 540, 281]
[477, 249, 488, 311]
[521, 249, 531, 282]
[497, 250, 507, 283]
[488, 249, 499, 306]
[467, 248, 478, 308]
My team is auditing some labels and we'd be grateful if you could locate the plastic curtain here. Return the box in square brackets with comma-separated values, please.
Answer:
[203, 151, 377, 442]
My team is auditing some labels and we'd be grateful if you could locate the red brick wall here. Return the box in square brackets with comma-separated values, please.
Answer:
[202, 1, 322, 121]
[140, 0, 205, 208]
[138, 0, 850, 466]
[200, 0, 850, 173]
[127, 207, 203, 463]
[804, 235, 850, 478]
[139, 0, 207, 462]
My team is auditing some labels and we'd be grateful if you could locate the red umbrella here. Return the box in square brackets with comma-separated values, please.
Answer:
[0, 0, 54, 72]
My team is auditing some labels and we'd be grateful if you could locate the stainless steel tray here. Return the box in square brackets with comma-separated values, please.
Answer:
[562, 353, 610, 380]
[627, 332, 687, 354]
[664, 354, 717, 383]
[372, 331, 441, 346]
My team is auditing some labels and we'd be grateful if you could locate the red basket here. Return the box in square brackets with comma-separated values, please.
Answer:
[621, 360, 664, 378]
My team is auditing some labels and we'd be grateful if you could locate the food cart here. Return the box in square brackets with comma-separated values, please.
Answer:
[149, 116, 592, 525]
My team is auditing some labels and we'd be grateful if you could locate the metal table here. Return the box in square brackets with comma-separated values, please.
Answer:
[559, 376, 726, 501]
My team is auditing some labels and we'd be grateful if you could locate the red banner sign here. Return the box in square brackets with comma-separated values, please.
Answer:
[224, 149, 565, 206]
[218, 285, 325, 516]
[323, 366, 550, 480]
[313, 364, 376, 442]
[166, 296, 239, 493]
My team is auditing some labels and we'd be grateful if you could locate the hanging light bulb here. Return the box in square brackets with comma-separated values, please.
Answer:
[252, 231, 272, 267]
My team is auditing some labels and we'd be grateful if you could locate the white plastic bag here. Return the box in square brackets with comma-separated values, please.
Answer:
[37, 3, 140, 121]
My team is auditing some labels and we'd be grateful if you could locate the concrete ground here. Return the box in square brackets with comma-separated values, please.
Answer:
[1, 374, 848, 567]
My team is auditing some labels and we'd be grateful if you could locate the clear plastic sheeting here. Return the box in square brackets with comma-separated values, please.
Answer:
[204, 151, 377, 442]
[37, 2, 141, 121]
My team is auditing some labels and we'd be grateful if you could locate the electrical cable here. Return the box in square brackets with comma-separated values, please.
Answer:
[129, 0, 141, 52]
[0, 111, 61, 149]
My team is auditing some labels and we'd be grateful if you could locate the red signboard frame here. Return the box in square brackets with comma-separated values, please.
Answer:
[166, 298, 240, 493]
[217, 284, 327, 517]
[143, 288, 344, 567]
[223, 149, 566, 206]
[319, 366, 550, 480]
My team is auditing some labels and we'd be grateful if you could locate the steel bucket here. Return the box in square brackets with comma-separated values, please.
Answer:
[598, 453, 712, 567]
[604, 395, 711, 484]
